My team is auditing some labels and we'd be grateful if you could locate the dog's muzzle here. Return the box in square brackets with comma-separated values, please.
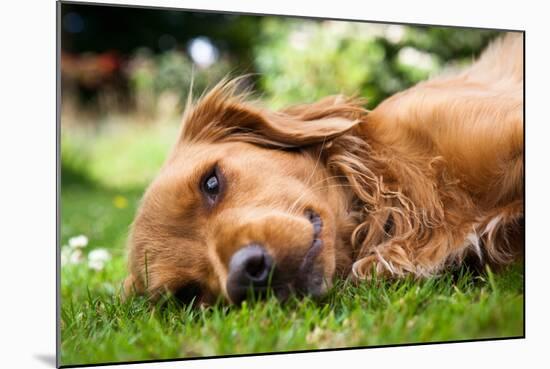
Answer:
[225, 210, 325, 304]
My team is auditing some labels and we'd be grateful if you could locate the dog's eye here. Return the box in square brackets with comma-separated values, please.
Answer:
[204, 175, 219, 195]
[200, 165, 223, 205]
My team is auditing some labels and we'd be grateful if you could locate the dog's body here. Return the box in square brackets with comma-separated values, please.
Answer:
[125, 33, 523, 305]
[349, 33, 524, 278]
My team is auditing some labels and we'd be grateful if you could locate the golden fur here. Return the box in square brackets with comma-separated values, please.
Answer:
[124, 32, 523, 304]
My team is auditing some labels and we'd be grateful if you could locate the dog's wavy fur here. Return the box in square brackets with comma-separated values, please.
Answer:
[125, 33, 523, 302]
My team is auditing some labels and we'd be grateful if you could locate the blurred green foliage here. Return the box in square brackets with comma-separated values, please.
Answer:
[255, 19, 499, 108]
[62, 120, 180, 190]
[121, 19, 499, 112]
[126, 49, 231, 117]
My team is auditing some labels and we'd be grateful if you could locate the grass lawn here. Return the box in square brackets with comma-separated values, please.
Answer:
[59, 120, 524, 367]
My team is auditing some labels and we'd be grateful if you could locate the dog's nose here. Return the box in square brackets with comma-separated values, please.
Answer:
[226, 244, 274, 303]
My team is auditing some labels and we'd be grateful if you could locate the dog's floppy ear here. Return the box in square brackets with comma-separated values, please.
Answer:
[179, 79, 367, 148]
[257, 96, 366, 146]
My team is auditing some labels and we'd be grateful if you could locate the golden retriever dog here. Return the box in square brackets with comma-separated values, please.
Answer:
[124, 32, 523, 305]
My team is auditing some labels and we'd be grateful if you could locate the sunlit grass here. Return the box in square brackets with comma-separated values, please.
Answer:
[61, 117, 179, 190]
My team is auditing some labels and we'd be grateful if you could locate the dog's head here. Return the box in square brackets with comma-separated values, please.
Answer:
[124, 79, 367, 305]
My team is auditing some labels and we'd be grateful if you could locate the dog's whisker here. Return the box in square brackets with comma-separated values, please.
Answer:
[304, 136, 327, 187]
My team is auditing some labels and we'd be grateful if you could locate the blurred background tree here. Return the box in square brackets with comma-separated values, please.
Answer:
[255, 19, 498, 108]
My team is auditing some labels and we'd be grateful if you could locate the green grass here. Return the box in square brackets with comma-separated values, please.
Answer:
[60, 119, 524, 367]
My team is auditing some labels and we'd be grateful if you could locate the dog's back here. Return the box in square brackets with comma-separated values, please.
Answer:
[366, 33, 523, 209]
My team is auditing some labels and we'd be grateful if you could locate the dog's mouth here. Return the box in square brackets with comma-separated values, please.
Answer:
[275, 210, 326, 300]
[299, 210, 324, 278]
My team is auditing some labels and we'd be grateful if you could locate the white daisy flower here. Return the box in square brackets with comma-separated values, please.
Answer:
[69, 249, 83, 264]
[61, 246, 71, 266]
[68, 235, 88, 249]
[88, 248, 111, 271]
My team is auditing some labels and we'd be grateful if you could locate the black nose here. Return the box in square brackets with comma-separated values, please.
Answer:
[226, 244, 274, 303]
